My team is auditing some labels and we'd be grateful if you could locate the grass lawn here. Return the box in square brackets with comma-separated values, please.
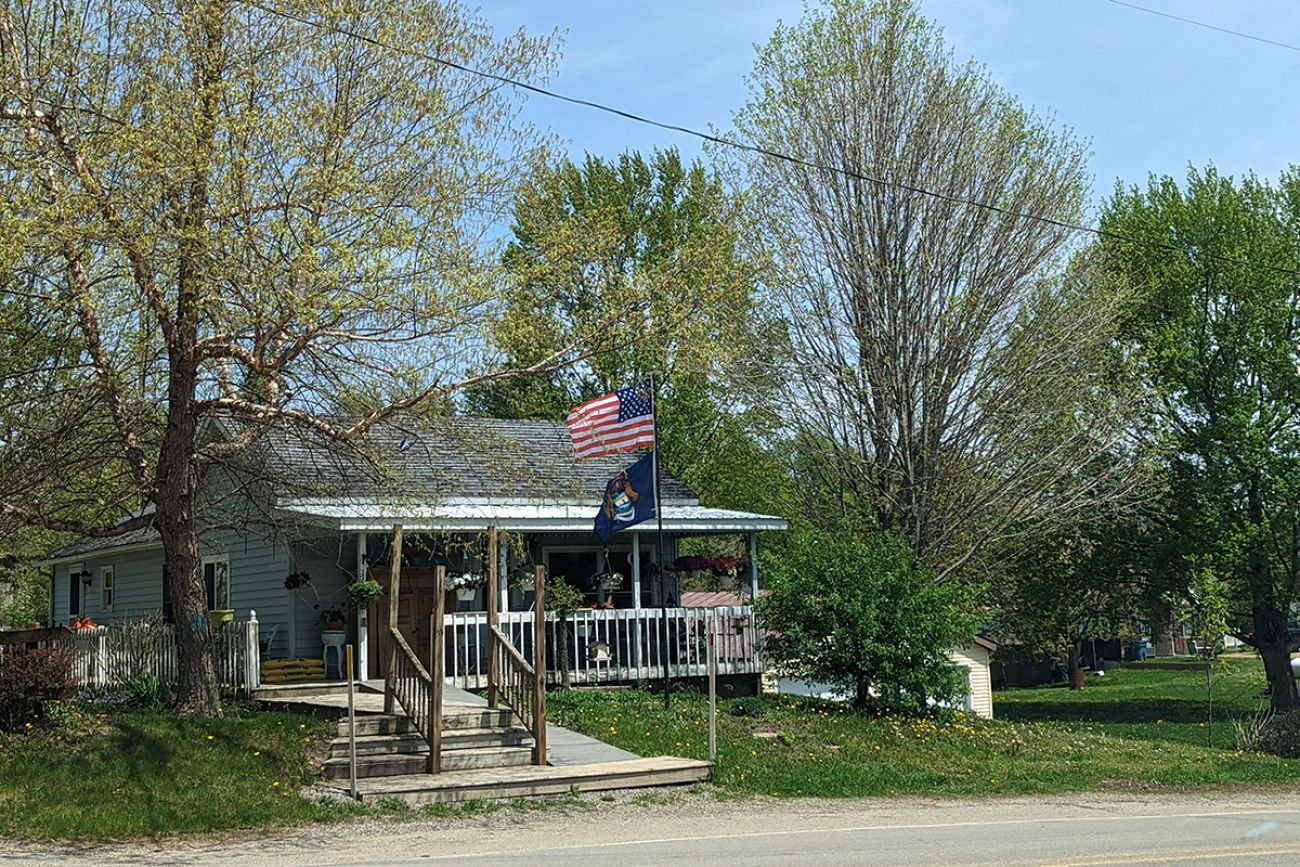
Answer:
[0, 703, 355, 839]
[548, 660, 1300, 798]
[995, 657, 1270, 751]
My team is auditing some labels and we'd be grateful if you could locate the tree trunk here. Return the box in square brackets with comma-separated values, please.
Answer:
[1254, 604, 1297, 714]
[1068, 641, 1086, 691]
[157, 315, 219, 715]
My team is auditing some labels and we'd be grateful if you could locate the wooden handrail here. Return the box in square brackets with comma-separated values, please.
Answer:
[387, 628, 432, 740]
[485, 563, 547, 765]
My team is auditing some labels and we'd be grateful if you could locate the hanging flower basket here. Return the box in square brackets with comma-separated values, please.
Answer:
[456, 587, 477, 602]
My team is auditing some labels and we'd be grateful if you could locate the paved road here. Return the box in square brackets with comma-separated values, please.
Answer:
[7, 790, 1300, 866]
[395, 809, 1300, 866]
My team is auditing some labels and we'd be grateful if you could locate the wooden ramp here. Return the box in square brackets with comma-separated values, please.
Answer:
[344, 756, 713, 805]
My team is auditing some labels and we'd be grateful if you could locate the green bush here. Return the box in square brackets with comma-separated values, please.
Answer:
[757, 526, 979, 714]
[118, 674, 170, 712]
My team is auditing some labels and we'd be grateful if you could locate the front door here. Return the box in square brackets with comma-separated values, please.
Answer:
[368, 567, 453, 677]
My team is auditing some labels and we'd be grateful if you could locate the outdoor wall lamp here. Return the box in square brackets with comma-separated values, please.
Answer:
[79, 569, 93, 587]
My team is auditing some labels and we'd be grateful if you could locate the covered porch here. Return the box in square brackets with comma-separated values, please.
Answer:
[275, 499, 784, 686]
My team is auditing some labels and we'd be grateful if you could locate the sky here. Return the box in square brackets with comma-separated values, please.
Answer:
[474, 0, 1300, 213]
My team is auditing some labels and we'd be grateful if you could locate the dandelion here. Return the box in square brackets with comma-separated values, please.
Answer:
[272, 781, 280, 788]
[253, 751, 261, 757]
[207, 735, 214, 741]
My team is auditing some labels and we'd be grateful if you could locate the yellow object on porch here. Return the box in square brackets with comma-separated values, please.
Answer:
[260, 657, 327, 683]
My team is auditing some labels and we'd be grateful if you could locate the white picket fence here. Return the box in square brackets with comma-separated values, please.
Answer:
[444, 606, 763, 689]
[51, 613, 261, 696]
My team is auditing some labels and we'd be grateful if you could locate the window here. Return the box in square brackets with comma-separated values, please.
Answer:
[203, 556, 230, 611]
[68, 563, 84, 617]
[100, 566, 114, 612]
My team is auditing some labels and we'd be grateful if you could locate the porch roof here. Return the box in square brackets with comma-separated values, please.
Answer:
[276, 499, 788, 534]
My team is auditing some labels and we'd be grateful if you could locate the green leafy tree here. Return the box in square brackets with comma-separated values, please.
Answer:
[758, 526, 979, 713]
[1100, 165, 1300, 711]
[0, 0, 609, 714]
[466, 148, 788, 513]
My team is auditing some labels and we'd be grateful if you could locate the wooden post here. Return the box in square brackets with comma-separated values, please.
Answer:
[429, 564, 445, 774]
[532, 564, 548, 765]
[346, 644, 358, 800]
[384, 525, 404, 715]
[245, 610, 260, 695]
[708, 629, 717, 762]
[487, 526, 500, 709]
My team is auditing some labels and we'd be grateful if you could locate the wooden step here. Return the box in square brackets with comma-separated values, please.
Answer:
[252, 682, 349, 700]
[322, 744, 536, 779]
[349, 757, 713, 804]
[327, 726, 535, 759]
[442, 707, 516, 729]
[337, 714, 415, 738]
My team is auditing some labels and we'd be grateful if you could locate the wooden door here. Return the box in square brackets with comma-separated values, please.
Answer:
[368, 567, 452, 677]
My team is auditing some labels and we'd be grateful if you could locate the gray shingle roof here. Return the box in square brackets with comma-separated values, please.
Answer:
[43, 416, 700, 562]
[248, 416, 697, 505]
[43, 525, 161, 562]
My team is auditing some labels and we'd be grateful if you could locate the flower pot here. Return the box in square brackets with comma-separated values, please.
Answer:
[456, 588, 477, 603]
[207, 609, 234, 629]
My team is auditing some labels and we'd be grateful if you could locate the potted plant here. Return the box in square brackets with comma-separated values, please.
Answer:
[207, 608, 235, 629]
[595, 570, 624, 592]
[446, 572, 484, 602]
[346, 577, 383, 610]
[318, 607, 346, 632]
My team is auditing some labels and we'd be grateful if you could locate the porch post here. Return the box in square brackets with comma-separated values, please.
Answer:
[498, 535, 509, 614]
[631, 531, 643, 673]
[748, 532, 759, 600]
[630, 532, 642, 607]
[487, 526, 499, 709]
[355, 531, 368, 679]
[384, 525, 404, 715]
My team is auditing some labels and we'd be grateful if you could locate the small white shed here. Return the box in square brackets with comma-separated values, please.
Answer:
[948, 635, 998, 718]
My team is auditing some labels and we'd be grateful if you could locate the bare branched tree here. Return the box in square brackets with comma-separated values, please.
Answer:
[724, 0, 1138, 577]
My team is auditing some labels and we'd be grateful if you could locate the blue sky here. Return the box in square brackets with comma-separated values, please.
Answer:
[475, 1, 1300, 211]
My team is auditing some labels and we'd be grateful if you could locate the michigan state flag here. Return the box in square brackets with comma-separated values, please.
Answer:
[594, 452, 656, 541]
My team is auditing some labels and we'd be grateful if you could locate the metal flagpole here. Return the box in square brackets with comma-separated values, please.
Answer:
[650, 374, 670, 709]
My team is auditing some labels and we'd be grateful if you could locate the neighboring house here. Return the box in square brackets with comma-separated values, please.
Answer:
[947, 637, 997, 719]
[38, 416, 786, 685]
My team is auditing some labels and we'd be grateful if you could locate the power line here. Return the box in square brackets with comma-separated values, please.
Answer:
[238, 0, 1300, 279]
[1101, 0, 1300, 55]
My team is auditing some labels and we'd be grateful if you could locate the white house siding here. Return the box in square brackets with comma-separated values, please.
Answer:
[49, 527, 294, 658]
[948, 644, 994, 719]
[202, 525, 292, 657]
[51, 546, 167, 626]
[287, 535, 357, 659]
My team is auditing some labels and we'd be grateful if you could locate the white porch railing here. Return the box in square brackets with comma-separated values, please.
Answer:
[51, 614, 261, 696]
[444, 606, 762, 689]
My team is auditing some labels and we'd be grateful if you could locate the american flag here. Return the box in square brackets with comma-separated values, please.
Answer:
[565, 382, 656, 460]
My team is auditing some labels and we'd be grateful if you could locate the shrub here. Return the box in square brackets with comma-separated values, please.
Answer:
[757, 526, 979, 714]
[119, 674, 170, 712]
[729, 695, 771, 717]
[0, 647, 75, 730]
[1254, 710, 1300, 758]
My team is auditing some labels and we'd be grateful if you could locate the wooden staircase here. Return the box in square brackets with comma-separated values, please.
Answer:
[323, 707, 537, 780]
[313, 529, 712, 802]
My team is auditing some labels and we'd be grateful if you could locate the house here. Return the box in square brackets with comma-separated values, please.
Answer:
[947, 636, 997, 718]
[37, 416, 786, 686]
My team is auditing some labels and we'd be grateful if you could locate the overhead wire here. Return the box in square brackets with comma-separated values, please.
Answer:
[235, 0, 1300, 279]
[1101, 0, 1300, 55]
